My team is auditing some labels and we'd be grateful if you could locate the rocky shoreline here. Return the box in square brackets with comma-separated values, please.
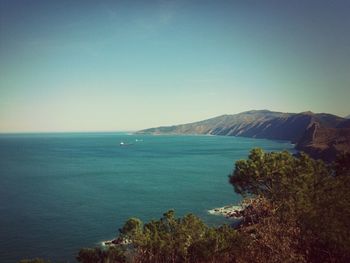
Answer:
[208, 204, 244, 218]
[101, 237, 132, 247]
[101, 205, 244, 247]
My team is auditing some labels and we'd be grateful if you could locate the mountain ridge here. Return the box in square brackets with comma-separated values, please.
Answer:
[138, 110, 350, 161]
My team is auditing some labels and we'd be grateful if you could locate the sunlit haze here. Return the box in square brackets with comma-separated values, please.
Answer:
[1, 0, 350, 132]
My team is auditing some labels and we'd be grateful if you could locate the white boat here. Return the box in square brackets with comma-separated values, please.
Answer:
[120, 142, 133, 146]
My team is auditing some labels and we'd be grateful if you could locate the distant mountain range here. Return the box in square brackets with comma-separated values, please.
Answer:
[138, 110, 350, 162]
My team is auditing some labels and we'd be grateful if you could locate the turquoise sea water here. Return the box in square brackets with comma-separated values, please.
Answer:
[0, 133, 294, 262]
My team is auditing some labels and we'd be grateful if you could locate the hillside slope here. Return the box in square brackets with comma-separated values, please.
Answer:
[296, 123, 350, 161]
[138, 110, 350, 161]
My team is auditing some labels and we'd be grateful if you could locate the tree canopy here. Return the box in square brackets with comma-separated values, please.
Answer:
[229, 149, 350, 262]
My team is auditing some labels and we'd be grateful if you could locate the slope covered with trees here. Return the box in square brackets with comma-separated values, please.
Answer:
[69, 150, 350, 263]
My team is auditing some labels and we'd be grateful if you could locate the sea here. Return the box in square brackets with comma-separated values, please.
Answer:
[0, 132, 294, 262]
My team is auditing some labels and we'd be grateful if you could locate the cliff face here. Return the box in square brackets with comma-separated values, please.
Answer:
[138, 110, 350, 162]
[296, 123, 350, 161]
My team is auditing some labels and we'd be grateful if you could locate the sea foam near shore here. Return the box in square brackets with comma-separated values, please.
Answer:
[208, 205, 243, 218]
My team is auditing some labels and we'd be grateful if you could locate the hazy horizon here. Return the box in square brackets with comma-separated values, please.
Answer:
[1, 0, 350, 132]
[0, 108, 348, 134]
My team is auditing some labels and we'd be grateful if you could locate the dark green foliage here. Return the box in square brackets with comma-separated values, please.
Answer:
[187, 224, 247, 263]
[77, 210, 243, 263]
[119, 217, 143, 239]
[122, 210, 243, 263]
[18, 259, 50, 263]
[77, 246, 126, 263]
[334, 152, 350, 177]
[77, 248, 103, 263]
[230, 149, 329, 208]
[230, 148, 350, 262]
[300, 170, 350, 262]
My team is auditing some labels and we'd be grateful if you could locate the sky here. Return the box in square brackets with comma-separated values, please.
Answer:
[1, 0, 350, 132]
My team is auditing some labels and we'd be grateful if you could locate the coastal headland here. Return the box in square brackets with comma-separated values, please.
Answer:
[138, 110, 350, 162]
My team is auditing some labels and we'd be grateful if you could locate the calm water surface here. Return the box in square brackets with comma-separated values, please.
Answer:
[0, 133, 293, 262]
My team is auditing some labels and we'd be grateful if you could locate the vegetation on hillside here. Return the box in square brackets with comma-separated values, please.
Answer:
[229, 149, 350, 262]
[21, 149, 350, 263]
[75, 149, 350, 263]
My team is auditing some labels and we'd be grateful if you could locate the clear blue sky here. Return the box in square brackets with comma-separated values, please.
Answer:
[1, 0, 350, 132]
